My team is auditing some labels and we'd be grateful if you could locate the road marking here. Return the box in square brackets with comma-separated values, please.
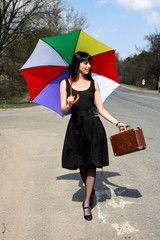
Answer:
[112, 221, 139, 235]
[107, 189, 134, 209]
[95, 190, 110, 224]
[108, 198, 134, 209]
[95, 189, 134, 223]
[96, 189, 139, 235]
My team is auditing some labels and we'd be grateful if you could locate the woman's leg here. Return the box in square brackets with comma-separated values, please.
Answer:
[80, 168, 87, 186]
[83, 168, 96, 215]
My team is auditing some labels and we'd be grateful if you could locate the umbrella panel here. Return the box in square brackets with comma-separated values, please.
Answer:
[92, 73, 119, 103]
[75, 30, 114, 56]
[32, 70, 70, 116]
[41, 30, 81, 65]
[92, 51, 120, 83]
[21, 66, 68, 100]
[21, 39, 68, 70]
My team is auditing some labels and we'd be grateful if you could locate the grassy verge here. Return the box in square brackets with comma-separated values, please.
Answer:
[0, 95, 37, 109]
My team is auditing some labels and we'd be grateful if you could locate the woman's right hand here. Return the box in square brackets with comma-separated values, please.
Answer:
[67, 95, 75, 107]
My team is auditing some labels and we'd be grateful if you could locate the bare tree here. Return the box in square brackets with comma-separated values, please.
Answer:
[0, 0, 59, 57]
[144, 31, 160, 85]
[0, 0, 88, 100]
[0, 0, 88, 57]
[144, 30, 160, 54]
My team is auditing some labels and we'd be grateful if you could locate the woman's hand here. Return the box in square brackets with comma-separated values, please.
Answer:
[60, 80, 75, 115]
[116, 122, 129, 131]
[67, 95, 75, 107]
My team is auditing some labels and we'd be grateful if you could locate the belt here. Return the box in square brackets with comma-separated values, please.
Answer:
[71, 107, 99, 118]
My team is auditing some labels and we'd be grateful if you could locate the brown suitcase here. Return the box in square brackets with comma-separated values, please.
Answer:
[110, 127, 146, 156]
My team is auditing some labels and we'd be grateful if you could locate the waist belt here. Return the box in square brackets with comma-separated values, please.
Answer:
[72, 107, 99, 118]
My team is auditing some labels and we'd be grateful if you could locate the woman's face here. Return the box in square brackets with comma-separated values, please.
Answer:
[79, 60, 91, 75]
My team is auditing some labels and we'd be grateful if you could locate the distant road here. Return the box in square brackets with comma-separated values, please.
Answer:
[111, 86, 160, 113]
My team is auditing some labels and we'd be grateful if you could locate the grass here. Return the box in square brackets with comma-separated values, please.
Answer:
[0, 95, 37, 109]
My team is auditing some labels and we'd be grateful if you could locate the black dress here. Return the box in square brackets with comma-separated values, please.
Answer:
[62, 78, 109, 170]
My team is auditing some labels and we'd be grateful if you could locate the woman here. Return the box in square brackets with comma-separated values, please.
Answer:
[60, 51, 127, 221]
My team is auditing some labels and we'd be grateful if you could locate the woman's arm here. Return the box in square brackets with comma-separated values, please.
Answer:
[94, 80, 127, 130]
[60, 80, 75, 115]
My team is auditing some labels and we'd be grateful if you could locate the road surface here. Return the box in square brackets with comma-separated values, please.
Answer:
[0, 86, 160, 240]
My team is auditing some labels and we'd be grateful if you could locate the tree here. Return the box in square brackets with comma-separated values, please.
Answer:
[118, 31, 160, 89]
[0, 0, 88, 101]
[144, 31, 160, 86]
[0, 0, 46, 57]
[0, 0, 88, 57]
[115, 52, 124, 83]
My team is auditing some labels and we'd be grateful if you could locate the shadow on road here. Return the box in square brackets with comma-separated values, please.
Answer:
[57, 171, 142, 204]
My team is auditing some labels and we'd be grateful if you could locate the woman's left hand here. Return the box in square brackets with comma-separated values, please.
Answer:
[117, 122, 129, 131]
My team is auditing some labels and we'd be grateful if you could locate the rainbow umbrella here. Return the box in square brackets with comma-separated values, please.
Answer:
[20, 30, 120, 116]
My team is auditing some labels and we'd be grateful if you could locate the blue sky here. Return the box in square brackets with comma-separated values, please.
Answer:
[64, 0, 160, 59]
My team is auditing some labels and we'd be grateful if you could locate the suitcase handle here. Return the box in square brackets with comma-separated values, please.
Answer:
[119, 125, 131, 132]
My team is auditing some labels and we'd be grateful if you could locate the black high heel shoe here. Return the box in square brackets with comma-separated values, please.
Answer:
[89, 189, 95, 207]
[82, 202, 92, 221]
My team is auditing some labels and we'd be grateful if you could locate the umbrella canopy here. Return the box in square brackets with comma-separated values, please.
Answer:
[20, 29, 120, 116]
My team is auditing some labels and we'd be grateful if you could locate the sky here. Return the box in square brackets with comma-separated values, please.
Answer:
[64, 0, 160, 59]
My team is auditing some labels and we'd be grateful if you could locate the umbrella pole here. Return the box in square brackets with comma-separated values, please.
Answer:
[70, 75, 79, 104]
[70, 75, 73, 96]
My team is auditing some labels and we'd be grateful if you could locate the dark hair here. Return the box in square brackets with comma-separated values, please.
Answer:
[70, 51, 92, 81]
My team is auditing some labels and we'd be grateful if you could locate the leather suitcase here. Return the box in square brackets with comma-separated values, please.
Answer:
[110, 127, 146, 156]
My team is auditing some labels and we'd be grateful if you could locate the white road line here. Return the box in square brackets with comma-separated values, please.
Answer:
[95, 190, 110, 224]
[96, 189, 134, 223]
[96, 189, 139, 235]
[108, 198, 134, 209]
[107, 189, 134, 209]
[112, 221, 139, 235]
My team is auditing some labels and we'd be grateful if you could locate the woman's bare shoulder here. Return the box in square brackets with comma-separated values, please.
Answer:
[61, 79, 66, 84]
[93, 79, 99, 90]
[60, 79, 67, 88]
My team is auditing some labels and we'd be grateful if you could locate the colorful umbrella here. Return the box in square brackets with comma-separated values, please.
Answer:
[20, 29, 120, 116]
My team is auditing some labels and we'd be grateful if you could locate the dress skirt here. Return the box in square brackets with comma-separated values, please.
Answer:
[62, 110, 109, 170]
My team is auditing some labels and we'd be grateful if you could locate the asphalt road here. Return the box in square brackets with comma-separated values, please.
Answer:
[0, 86, 160, 240]
[111, 86, 160, 113]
